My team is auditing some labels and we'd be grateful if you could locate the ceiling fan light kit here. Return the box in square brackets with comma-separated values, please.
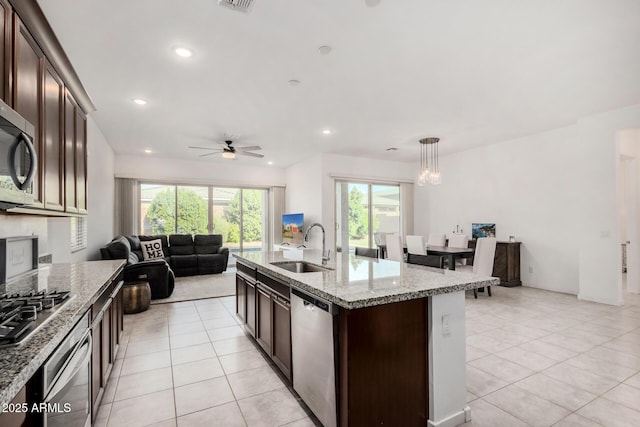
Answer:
[188, 138, 264, 160]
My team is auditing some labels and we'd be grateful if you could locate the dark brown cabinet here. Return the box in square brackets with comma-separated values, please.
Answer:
[90, 277, 124, 422]
[236, 264, 293, 381]
[63, 89, 77, 213]
[468, 240, 522, 287]
[43, 62, 64, 211]
[256, 284, 272, 354]
[75, 107, 87, 213]
[0, 0, 11, 102]
[12, 16, 43, 208]
[245, 280, 256, 337]
[271, 295, 291, 379]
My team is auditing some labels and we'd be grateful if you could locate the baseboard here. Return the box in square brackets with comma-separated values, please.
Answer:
[427, 407, 471, 427]
[578, 293, 624, 306]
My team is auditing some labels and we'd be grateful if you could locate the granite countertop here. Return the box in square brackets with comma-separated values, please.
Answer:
[234, 250, 499, 309]
[0, 260, 125, 409]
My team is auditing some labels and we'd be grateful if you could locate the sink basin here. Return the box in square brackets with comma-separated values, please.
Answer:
[270, 261, 332, 273]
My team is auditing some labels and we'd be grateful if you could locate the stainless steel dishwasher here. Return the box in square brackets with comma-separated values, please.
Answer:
[291, 287, 338, 427]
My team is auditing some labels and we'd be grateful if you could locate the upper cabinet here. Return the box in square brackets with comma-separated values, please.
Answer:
[12, 16, 44, 208]
[0, 0, 11, 102]
[6, 3, 90, 216]
[43, 61, 64, 211]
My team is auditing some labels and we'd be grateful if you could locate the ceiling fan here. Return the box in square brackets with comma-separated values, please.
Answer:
[189, 139, 264, 159]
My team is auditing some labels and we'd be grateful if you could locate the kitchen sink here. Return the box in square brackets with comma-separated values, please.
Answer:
[270, 261, 332, 273]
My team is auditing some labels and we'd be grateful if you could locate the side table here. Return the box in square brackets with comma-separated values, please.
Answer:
[123, 281, 151, 314]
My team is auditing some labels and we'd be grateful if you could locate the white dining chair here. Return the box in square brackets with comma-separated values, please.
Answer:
[385, 234, 404, 262]
[458, 237, 497, 298]
[427, 234, 446, 247]
[448, 233, 469, 265]
[406, 235, 426, 255]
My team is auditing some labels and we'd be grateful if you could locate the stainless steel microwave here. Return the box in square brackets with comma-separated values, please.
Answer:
[0, 98, 36, 209]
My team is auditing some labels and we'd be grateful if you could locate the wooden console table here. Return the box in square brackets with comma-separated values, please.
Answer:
[468, 240, 521, 287]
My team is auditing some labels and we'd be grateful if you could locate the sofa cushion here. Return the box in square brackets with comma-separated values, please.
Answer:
[194, 234, 223, 254]
[140, 239, 166, 260]
[125, 235, 141, 251]
[106, 236, 139, 264]
[196, 254, 227, 274]
[169, 234, 195, 255]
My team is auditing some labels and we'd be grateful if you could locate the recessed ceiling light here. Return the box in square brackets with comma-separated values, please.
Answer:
[318, 45, 332, 55]
[133, 98, 147, 105]
[267, 161, 273, 165]
[174, 47, 193, 58]
[365, 0, 382, 7]
[288, 79, 300, 86]
[144, 149, 152, 154]
[322, 129, 332, 135]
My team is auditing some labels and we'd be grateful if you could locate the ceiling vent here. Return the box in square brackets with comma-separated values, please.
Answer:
[218, 0, 255, 13]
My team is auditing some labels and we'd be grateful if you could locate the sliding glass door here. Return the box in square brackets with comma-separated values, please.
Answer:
[140, 183, 267, 266]
[335, 181, 400, 253]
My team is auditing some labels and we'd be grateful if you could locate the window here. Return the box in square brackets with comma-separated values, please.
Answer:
[139, 183, 268, 265]
[70, 216, 87, 252]
[335, 181, 400, 252]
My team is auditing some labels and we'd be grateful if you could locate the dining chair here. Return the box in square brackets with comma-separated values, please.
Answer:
[406, 253, 444, 268]
[373, 232, 387, 258]
[427, 234, 446, 247]
[385, 234, 404, 262]
[447, 233, 469, 265]
[355, 247, 378, 258]
[406, 235, 426, 255]
[458, 237, 497, 298]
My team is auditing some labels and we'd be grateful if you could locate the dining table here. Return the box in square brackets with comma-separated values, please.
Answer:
[426, 246, 474, 270]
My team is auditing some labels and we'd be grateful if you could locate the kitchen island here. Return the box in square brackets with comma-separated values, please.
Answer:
[234, 250, 499, 427]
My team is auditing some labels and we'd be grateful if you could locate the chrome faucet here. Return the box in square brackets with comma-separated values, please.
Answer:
[304, 223, 330, 265]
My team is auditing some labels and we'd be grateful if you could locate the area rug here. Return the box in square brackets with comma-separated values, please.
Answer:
[151, 270, 236, 304]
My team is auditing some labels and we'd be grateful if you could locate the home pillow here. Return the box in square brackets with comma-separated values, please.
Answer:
[140, 239, 165, 260]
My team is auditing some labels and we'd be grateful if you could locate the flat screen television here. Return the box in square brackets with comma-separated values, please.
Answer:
[282, 213, 304, 245]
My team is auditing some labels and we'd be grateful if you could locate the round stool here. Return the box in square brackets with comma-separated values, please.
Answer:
[123, 281, 151, 314]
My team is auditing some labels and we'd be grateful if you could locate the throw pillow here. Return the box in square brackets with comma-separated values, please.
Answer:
[140, 239, 165, 260]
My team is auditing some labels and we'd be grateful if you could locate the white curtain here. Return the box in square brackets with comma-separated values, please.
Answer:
[269, 186, 286, 247]
[114, 178, 140, 236]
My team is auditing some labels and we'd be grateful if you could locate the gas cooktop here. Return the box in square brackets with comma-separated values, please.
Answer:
[0, 290, 73, 347]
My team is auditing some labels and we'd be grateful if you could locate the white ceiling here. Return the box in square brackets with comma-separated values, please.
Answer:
[38, 0, 640, 168]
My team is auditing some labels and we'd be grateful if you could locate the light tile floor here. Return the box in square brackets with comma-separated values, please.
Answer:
[94, 296, 316, 427]
[95, 284, 640, 427]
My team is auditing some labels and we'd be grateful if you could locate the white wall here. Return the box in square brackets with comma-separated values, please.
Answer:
[114, 155, 286, 187]
[284, 153, 415, 252]
[417, 104, 640, 304]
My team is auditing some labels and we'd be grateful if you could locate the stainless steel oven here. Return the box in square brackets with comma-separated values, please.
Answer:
[0, 98, 36, 209]
[42, 311, 91, 427]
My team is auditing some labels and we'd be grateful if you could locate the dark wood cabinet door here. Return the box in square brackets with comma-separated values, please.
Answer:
[256, 285, 272, 354]
[91, 316, 103, 414]
[245, 280, 256, 337]
[64, 89, 77, 212]
[102, 301, 112, 382]
[12, 17, 43, 207]
[236, 275, 246, 322]
[43, 61, 64, 210]
[272, 296, 292, 380]
[75, 108, 87, 213]
[0, 0, 11, 102]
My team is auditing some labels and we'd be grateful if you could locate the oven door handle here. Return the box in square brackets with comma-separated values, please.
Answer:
[44, 332, 92, 402]
[8, 132, 37, 191]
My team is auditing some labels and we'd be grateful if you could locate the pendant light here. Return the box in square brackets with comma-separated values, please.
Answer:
[417, 137, 441, 186]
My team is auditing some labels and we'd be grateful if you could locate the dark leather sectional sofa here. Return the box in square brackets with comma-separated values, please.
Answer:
[100, 234, 229, 299]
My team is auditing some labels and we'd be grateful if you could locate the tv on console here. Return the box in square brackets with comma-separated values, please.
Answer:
[282, 213, 304, 245]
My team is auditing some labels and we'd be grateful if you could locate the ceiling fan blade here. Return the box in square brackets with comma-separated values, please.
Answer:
[238, 151, 264, 158]
[189, 146, 218, 150]
[234, 145, 262, 151]
[199, 151, 223, 157]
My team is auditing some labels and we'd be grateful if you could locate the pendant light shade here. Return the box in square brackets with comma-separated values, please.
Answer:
[417, 137, 441, 186]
